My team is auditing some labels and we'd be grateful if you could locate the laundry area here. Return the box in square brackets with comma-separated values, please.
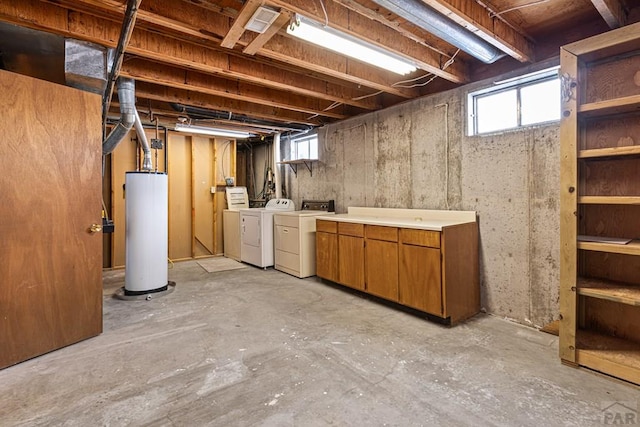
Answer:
[1, 0, 640, 425]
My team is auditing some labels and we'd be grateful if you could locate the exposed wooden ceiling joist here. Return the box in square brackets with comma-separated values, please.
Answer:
[119, 58, 350, 120]
[590, 0, 628, 28]
[243, 10, 291, 55]
[419, 0, 535, 62]
[220, 0, 262, 48]
[0, 0, 381, 111]
[135, 81, 324, 126]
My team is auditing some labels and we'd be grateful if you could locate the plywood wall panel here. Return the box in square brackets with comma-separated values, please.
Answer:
[168, 134, 193, 260]
[193, 137, 215, 257]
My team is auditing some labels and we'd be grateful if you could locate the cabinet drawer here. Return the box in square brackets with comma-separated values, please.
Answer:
[400, 229, 440, 248]
[275, 249, 301, 274]
[316, 220, 337, 234]
[275, 214, 299, 228]
[338, 222, 364, 237]
[275, 225, 300, 254]
[366, 225, 398, 242]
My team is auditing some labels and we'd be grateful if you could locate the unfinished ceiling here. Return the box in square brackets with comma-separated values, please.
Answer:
[0, 0, 638, 135]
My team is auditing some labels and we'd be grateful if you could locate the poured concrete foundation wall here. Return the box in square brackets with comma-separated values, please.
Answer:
[283, 75, 560, 328]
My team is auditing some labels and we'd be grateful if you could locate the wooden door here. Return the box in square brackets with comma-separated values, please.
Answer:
[338, 235, 365, 290]
[399, 244, 442, 316]
[0, 70, 103, 369]
[366, 239, 399, 301]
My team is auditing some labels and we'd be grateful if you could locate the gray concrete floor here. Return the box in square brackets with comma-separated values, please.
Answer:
[1, 259, 638, 426]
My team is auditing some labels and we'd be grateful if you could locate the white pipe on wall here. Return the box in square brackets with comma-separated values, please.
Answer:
[273, 132, 282, 199]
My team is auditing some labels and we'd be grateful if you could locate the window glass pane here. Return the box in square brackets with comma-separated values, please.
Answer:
[521, 78, 560, 125]
[309, 137, 318, 159]
[289, 142, 296, 160]
[297, 140, 309, 159]
[476, 89, 517, 133]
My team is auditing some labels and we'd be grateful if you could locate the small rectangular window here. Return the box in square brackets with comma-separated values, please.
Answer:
[468, 66, 560, 135]
[289, 134, 318, 161]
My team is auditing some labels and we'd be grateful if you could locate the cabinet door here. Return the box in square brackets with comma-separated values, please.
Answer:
[366, 239, 398, 301]
[339, 235, 365, 290]
[399, 244, 442, 316]
[316, 231, 338, 282]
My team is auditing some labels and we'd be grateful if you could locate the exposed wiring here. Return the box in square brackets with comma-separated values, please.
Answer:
[351, 50, 461, 99]
[318, 0, 329, 26]
[489, 0, 550, 17]
[221, 141, 231, 178]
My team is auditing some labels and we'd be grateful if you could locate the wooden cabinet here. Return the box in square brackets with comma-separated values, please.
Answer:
[316, 220, 338, 283]
[338, 222, 365, 290]
[365, 226, 399, 301]
[315, 210, 479, 325]
[399, 229, 442, 316]
[559, 22, 640, 385]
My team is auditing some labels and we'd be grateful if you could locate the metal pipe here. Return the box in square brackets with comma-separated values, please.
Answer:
[102, 0, 143, 140]
[134, 108, 153, 171]
[370, 0, 505, 64]
[102, 77, 136, 155]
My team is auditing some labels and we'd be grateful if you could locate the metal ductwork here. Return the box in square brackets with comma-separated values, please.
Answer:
[370, 0, 506, 64]
[133, 108, 153, 171]
[170, 103, 314, 133]
[102, 77, 136, 155]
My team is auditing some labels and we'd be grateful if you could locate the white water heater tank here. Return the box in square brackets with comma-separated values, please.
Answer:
[125, 172, 168, 295]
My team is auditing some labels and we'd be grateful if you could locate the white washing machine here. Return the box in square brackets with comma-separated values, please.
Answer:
[240, 198, 294, 268]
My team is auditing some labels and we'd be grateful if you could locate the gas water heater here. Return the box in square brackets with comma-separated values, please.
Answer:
[124, 172, 170, 297]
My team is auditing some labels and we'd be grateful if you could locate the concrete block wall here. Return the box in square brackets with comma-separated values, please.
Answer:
[283, 73, 560, 328]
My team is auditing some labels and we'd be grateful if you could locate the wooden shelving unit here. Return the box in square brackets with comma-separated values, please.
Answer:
[559, 22, 640, 386]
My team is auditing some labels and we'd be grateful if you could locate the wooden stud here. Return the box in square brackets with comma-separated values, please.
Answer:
[590, 0, 628, 28]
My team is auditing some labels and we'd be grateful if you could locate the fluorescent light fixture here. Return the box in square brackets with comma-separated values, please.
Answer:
[174, 123, 253, 139]
[287, 14, 417, 75]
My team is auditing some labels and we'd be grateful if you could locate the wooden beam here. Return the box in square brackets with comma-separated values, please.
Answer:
[134, 81, 324, 126]
[0, 1, 379, 110]
[119, 58, 350, 119]
[243, 10, 291, 55]
[269, 0, 469, 83]
[418, 0, 535, 63]
[590, 0, 628, 28]
[220, 0, 262, 48]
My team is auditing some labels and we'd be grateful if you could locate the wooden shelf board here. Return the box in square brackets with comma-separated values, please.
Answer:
[578, 277, 640, 306]
[578, 94, 640, 118]
[576, 330, 640, 385]
[578, 239, 640, 256]
[578, 196, 640, 205]
[579, 146, 640, 159]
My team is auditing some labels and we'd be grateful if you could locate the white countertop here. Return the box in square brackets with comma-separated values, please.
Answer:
[314, 213, 475, 231]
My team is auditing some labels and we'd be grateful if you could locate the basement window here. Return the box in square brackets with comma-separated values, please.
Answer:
[467, 66, 560, 135]
[289, 133, 318, 161]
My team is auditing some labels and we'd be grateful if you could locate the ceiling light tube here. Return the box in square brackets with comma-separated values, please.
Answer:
[287, 14, 417, 75]
[174, 123, 253, 139]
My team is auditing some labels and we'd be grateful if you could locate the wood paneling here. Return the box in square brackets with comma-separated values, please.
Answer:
[583, 114, 640, 151]
[582, 158, 640, 196]
[582, 297, 640, 343]
[0, 70, 102, 369]
[168, 133, 192, 260]
[585, 51, 640, 103]
[193, 136, 215, 257]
